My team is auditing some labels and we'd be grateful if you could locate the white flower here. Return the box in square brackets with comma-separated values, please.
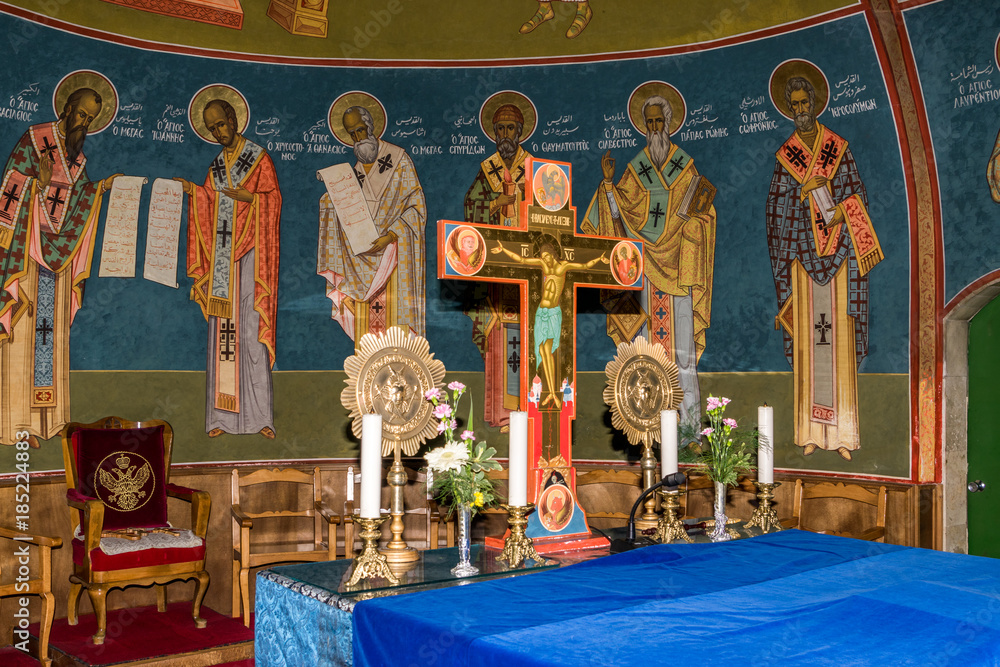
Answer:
[425, 441, 469, 473]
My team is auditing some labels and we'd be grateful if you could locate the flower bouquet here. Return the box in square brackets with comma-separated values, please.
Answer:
[693, 396, 756, 541]
[424, 381, 502, 575]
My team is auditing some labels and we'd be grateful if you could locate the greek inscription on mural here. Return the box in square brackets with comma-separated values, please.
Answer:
[951, 62, 999, 108]
[828, 73, 879, 118]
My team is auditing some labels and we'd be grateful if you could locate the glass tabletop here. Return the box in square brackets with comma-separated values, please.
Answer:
[271, 544, 574, 602]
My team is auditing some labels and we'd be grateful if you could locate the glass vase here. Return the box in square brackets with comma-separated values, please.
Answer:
[709, 481, 733, 542]
[451, 503, 479, 577]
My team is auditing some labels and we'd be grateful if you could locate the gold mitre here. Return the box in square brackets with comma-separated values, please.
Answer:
[479, 90, 537, 143]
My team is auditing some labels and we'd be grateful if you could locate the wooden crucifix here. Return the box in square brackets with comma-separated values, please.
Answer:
[439, 157, 644, 548]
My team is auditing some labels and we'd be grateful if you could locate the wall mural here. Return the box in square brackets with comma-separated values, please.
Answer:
[8, 0, 992, 484]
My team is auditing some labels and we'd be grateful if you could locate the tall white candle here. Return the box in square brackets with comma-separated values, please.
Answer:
[360, 413, 383, 518]
[758, 405, 774, 484]
[508, 411, 529, 506]
[660, 409, 678, 479]
[346, 465, 354, 502]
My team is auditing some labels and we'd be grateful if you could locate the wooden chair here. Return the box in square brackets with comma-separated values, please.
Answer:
[0, 527, 61, 666]
[575, 469, 644, 527]
[62, 416, 210, 645]
[231, 467, 341, 626]
[786, 479, 887, 542]
[406, 468, 454, 550]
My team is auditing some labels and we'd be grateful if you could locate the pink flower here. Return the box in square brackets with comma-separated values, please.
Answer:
[437, 420, 448, 434]
[424, 388, 441, 401]
[448, 381, 466, 392]
[723, 418, 737, 429]
[706, 396, 721, 410]
[461, 430, 475, 442]
[433, 404, 452, 419]
[720, 397, 731, 406]
[701, 427, 714, 436]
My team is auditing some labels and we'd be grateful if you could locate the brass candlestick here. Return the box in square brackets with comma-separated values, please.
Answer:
[381, 439, 419, 564]
[653, 489, 692, 544]
[746, 481, 782, 534]
[635, 435, 660, 531]
[496, 504, 545, 568]
[347, 516, 399, 586]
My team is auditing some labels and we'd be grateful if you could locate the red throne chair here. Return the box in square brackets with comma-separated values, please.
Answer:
[61, 416, 211, 645]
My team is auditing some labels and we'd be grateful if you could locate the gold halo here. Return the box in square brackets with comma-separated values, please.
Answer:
[627, 81, 686, 136]
[479, 90, 537, 143]
[603, 337, 682, 449]
[769, 59, 830, 120]
[341, 327, 446, 457]
[188, 84, 250, 144]
[328, 91, 387, 147]
[53, 70, 118, 135]
[995, 32, 1000, 73]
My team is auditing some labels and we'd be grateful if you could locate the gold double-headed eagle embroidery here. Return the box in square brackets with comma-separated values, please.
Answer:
[97, 452, 153, 511]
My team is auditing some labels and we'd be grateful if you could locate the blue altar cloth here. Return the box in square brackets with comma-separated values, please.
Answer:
[353, 530, 1000, 666]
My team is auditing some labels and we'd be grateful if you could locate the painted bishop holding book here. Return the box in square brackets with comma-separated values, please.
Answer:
[765, 64, 884, 461]
[318, 94, 426, 344]
[176, 87, 281, 439]
[0, 72, 122, 446]
[584, 83, 717, 434]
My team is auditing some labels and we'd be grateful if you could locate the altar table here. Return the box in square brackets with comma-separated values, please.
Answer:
[254, 545, 570, 666]
[352, 530, 1000, 666]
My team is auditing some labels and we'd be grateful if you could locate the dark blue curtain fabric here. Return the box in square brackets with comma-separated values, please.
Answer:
[352, 531, 1000, 666]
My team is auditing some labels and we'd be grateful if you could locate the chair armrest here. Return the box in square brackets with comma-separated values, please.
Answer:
[66, 489, 105, 553]
[779, 518, 798, 530]
[0, 526, 62, 548]
[165, 483, 202, 499]
[315, 501, 341, 525]
[343, 501, 356, 522]
[231, 504, 253, 528]
[167, 483, 211, 538]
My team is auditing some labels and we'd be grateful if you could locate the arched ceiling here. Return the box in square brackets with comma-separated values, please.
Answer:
[3, 0, 854, 63]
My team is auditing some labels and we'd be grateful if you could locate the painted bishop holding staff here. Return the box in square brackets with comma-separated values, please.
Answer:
[175, 86, 281, 439]
[0, 72, 122, 446]
[318, 93, 426, 343]
[463, 91, 538, 429]
[583, 82, 717, 434]
[765, 62, 884, 461]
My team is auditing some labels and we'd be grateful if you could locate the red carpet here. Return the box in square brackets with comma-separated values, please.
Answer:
[30, 603, 253, 666]
[0, 646, 42, 666]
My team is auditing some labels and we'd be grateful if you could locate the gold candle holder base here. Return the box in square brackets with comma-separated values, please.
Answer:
[347, 516, 399, 586]
[653, 489, 692, 544]
[496, 504, 545, 568]
[746, 481, 782, 534]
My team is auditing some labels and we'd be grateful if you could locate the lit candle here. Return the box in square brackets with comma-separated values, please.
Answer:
[757, 405, 774, 484]
[346, 465, 354, 502]
[508, 411, 528, 506]
[660, 409, 678, 479]
[360, 413, 383, 519]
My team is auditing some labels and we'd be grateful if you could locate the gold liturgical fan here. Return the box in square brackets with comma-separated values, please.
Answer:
[603, 337, 682, 530]
[342, 327, 445, 563]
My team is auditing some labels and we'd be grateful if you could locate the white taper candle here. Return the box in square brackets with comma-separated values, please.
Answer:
[758, 405, 774, 484]
[508, 411, 529, 506]
[360, 413, 383, 518]
[660, 409, 678, 479]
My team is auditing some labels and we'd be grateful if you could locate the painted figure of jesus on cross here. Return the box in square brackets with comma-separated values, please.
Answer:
[440, 157, 643, 547]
